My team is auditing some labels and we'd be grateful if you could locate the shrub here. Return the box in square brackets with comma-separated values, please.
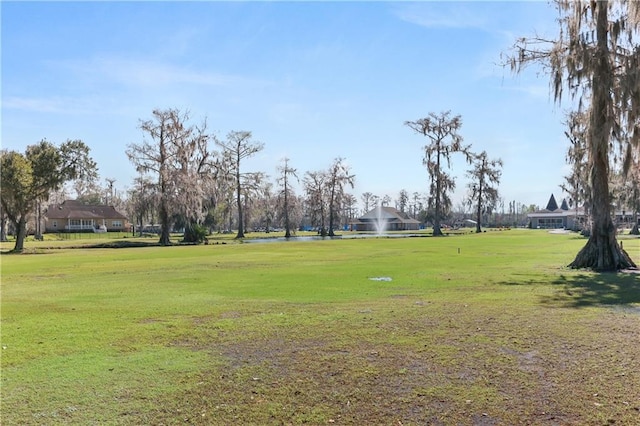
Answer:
[183, 223, 208, 244]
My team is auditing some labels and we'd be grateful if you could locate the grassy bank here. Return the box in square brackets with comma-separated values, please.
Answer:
[2, 230, 639, 425]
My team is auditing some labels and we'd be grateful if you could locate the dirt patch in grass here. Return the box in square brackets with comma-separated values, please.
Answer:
[135, 299, 640, 425]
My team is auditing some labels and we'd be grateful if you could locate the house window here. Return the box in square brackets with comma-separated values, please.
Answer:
[53, 221, 57, 228]
[68, 219, 94, 229]
[538, 218, 563, 229]
[112, 220, 122, 228]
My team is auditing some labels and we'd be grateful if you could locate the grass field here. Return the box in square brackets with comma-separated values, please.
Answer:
[2, 229, 639, 425]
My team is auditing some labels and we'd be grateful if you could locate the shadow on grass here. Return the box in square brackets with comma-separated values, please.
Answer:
[0, 240, 162, 253]
[540, 272, 640, 308]
[83, 240, 163, 249]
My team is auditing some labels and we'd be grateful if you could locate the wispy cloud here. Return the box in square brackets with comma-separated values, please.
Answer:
[392, 2, 552, 42]
[2, 94, 142, 117]
[500, 83, 551, 100]
[393, 3, 489, 31]
[51, 55, 270, 90]
[3, 96, 67, 113]
[3, 54, 276, 119]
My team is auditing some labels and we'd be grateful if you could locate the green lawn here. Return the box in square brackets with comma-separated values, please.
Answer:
[2, 230, 639, 425]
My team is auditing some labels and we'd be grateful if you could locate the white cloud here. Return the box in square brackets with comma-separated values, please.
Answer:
[3, 96, 67, 113]
[393, 2, 556, 42]
[500, 83, 551, 100]
[2, 93, 145, 117]
[2, 96, 98, 115]
[393, 3, 489, 31]
[51, 55, 270, 90]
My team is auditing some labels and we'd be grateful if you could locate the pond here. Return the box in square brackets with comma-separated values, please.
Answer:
[242, 233, 429, 243]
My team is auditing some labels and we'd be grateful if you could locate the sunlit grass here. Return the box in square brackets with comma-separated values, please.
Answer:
[2, 230, 639, 424]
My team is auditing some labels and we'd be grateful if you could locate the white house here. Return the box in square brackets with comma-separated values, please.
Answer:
[527, 194, 638, 230]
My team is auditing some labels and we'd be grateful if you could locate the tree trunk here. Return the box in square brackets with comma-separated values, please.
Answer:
[631, 212, 639, 235]
[328, 205, 335, 236]
[284, 190, 291, 238]
[236, 174, 244, 239]
[568, 218, 636, 270]
[12, 216, 27, 252]
[475, 185, 482, 233]
[35, 200, 42, 240]
[433, 144, 443, 236]
[568, 1, 636, 271]
[158, 134, 171, 246]
[328, 183, 336, 237]
[0, 216, 7, 242]
[319, 205, 327, 237]
[159, 199, 171, 246]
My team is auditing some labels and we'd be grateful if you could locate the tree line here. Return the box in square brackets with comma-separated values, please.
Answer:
[125, 108, 504, 240]
[1, 106, 506, 251]
[125, 108, 361, 243]
[2, 0, 639, 272]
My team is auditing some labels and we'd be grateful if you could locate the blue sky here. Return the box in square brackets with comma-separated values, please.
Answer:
[2, 1, 569, 211]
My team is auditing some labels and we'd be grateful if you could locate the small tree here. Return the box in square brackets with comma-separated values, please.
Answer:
[263, 181, 277, 233]
[411, 192, 424, 219]
[342, 193, 359, 229]
[173, 120, 213, 243]
[277, 157, 298, 238]
[560, 111, 590, 232]
[396, 189, 409, 213]
[127, 174, 158, 236]
[216, 131, 264, 239]
[326, 158, 355, 237]
[617, 155, 640, 235]
[240, 171, 268, 233]
[405, 111, 471, 236]
[466, 151, 503, 233]
[303, 170, 328, 236]
[126, 109, 209, 246]
[361, 192, 375, 213]
[205, 154, 235, 233]
[1, 140, 97, 252]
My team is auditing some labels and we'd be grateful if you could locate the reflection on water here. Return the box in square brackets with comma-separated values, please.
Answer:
[243, 234, 428, 243]
[243, 235, 341, 243]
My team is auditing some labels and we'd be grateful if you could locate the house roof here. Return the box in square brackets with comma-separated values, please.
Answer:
[545, 194, 559, 211]
[357, 206, 420, 224]
[45, 200, 128, 220]
[529, 194, 572, 216]
[527, 209, 581, 218]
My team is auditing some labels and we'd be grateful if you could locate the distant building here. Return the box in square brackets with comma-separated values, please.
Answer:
[527, 194, 638, 229]
[526, 194, 578, 229]
[44, 200, 130, 233]
[352, 206, 420, 232]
